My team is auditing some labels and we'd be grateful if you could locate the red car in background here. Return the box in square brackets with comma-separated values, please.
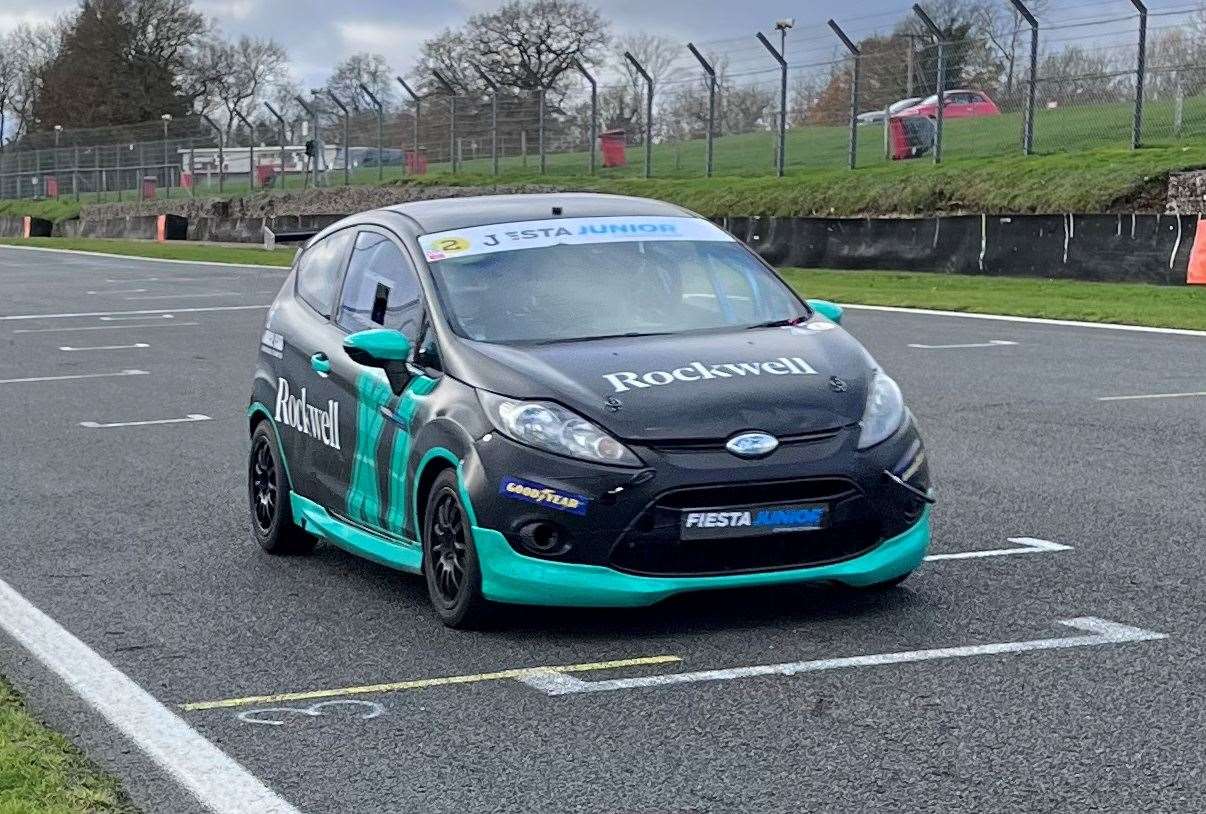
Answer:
[895, 90, 1001, 120]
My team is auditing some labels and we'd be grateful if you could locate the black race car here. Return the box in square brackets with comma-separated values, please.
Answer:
[248, 193, 933, 627]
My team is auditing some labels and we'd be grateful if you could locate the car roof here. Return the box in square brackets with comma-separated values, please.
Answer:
[380, 192, 696, 234]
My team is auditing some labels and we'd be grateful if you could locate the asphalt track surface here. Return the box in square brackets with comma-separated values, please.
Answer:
[0, 245, 1203, 813]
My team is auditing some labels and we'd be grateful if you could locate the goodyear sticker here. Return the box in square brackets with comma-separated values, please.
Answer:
[499, 476, 589, 516]
[420, 216, 734, 263]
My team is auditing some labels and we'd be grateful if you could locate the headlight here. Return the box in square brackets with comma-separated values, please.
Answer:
[478, 390, 643, 467]
[858, 371, 906, 450]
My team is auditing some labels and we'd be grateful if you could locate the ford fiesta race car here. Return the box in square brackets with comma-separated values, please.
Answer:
[247, 193, 934, 627]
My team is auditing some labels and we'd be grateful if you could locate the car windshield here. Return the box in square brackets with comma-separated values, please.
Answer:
[420, 216, 808, 344]
[889, 98, 920, 112]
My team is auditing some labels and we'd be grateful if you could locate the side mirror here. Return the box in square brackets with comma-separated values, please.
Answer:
[344, 329, 412, 392]
[806, 299, 843, 325]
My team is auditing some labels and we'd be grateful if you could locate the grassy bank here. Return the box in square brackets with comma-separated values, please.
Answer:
[0, 677, 133, 813]
[3, 141, 1204, 224]
[0, 237, 295, 266]
[782, 268, 1206, 331]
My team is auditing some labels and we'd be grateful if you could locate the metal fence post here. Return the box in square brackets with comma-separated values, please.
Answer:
[1009, 0, 1039, 155]
[538, 87, 547, 174]
[233, 109, 257, 190]
[396, 77, 422, 176]
[474, 67, 500, 175]
[1129, 0, 1147, 150]
[358, 83, 385, 182]
[687, 44, 717, 177]
[264, 102, 289, 189]
[294, 95, 316, 187]
[913, 5, 946, 165]
[201, 114, 224, 192]
[325, 91, 350, 185]
[73, 144, 80, 201]
[432, 70, 458, 173]
[829, 20, 862, 170]
[756, 32, 788, 177]
[624, 51, 653, 178]
[571, 59, 598, 175]
[95, 147, 101, 202]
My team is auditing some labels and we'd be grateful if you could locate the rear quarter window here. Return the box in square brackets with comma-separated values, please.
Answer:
[296, 230, 355, 318]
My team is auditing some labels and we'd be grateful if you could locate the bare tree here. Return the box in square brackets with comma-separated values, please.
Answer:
[325, 53, 396, 111]
[613, 33, 683, 142]
[0, 23, 61, 141]
[195, 36, 289, 136]
[975, 0, 1048, 99]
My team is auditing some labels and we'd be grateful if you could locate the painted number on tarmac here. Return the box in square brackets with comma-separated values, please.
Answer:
[237, 700, 385, 726]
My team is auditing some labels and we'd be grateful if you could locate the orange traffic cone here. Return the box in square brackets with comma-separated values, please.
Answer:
[1189, 217, 1206, 285]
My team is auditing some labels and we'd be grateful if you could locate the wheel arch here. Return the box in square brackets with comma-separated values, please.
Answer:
[412, 445, 480, 547]
[247, 402, 294, 489]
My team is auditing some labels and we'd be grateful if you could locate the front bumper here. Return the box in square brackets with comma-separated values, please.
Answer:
[474, 506, 931, 607]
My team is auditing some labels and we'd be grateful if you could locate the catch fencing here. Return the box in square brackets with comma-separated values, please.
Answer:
[2, 0, 1204, 200]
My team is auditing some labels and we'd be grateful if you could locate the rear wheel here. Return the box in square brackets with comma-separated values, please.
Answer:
[422, 470, 492, 629]
[248, 422, 316, 555]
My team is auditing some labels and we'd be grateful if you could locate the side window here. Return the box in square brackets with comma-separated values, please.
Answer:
[336, 231, 423, 340]
[296, 230, 355, 318]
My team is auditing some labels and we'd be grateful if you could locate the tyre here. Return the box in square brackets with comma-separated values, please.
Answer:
[422, 469, 492, 629]
[248, 422, 316, 555]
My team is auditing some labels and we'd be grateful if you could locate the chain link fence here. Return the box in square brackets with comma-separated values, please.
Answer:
[2, 2, 1203, 200]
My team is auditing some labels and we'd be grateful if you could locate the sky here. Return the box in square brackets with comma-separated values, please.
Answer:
[1, 0, 1196, 88]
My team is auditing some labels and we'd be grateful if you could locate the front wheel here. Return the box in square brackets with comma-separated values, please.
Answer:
[248, 422, 316, 555]
[422, 470, 492, 629]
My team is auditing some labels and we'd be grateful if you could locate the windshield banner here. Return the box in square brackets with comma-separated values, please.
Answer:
[419, 216, 734, 262]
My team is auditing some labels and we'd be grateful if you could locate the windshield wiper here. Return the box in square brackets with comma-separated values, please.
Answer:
[534, 331, 674, 345]
[746, 317, 806, 330]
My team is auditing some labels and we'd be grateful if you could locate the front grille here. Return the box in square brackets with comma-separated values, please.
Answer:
[609, 478, 884, 577]
[648, 427, 844, 454]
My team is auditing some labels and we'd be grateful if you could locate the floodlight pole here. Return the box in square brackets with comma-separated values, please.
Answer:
[1008, 0, 1039, 155]
[571, 59, 598, 175]
[828, 20, 861, 170]
[359, 82, 385, 181]
[624, 52, 653, 178]
[474, 67, 500, 175]
[687, 43, 717, 177]
[432, 69, 458, 173]
[396, 77, 422, 175]
[201, 113, 224, 192]
[756, 32, 788, 177]
[264, 102, 289, 190]
[1129, 0, 1147, 149]
[294, 95, 317, 187]
[913, 4, 946, 164]
[232, 109, 257, 190]
[326, 91, 351, 185]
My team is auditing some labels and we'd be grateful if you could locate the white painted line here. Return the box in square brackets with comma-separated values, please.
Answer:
[124, 292, 241, 301]
[0, 575, 301, 813]
[841, 303, 1206, 338]
[0, 305, 268, 321]
[14, 322, 200, 334]
[107, 278, 159, 282]
[519, 617, 1166, 696]
[924, 536, 1072, 561]
[80, 414, 211, 429]
[60, 343, 151, 352]
[0, 243, 286, 270]
[100, 314, 174, 321]
[0, 369, 148, 385]
[87, 288, 148, 294]
[908, 339, 1018, 350]
[1097, 390, 1206, 402]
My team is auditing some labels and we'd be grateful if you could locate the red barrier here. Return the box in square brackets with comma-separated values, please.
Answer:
[1188, 217, 1206, 285]
[599, 130, 627, 168]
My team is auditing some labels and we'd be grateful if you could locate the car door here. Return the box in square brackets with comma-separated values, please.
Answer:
[274, 227, 357, 506]
[945, 93, 974, 118]
[323, 227, 431, 539]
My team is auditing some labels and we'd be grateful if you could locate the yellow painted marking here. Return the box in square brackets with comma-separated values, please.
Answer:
[180, 655, 681, 711]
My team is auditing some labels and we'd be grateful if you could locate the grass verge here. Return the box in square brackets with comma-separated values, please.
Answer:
[0, 237, 295, 267]
[2, 237, 1203, 330]
[0, 676, 133, 813]
[781, 268, 1206, 331]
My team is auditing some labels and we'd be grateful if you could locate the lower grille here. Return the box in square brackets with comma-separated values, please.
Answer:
[609, 478, 884, 577]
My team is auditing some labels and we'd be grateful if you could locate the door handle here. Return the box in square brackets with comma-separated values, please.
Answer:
[310, 352, 331, 376]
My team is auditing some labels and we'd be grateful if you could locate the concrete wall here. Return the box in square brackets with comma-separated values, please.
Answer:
[721, 214, 1196, 285]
